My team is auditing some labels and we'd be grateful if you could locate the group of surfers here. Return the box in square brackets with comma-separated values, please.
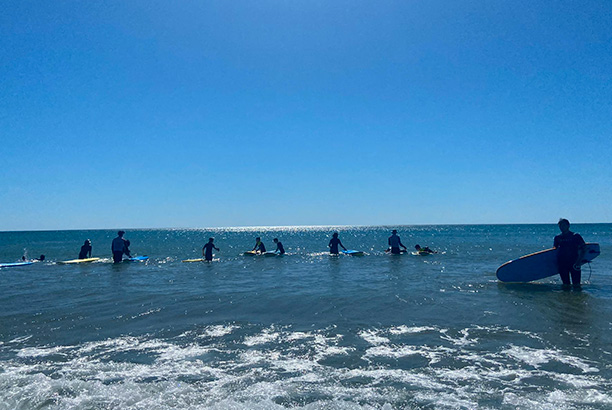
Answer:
[198, 230, 436, 262]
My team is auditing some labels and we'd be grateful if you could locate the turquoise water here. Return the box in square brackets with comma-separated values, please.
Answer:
[1, 224, 611, 409]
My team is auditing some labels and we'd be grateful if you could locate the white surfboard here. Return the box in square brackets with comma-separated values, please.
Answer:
[57, 257, 100, 265]
[496, 243, 600, 283]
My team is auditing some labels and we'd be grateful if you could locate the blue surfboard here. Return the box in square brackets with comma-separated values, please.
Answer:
[124, 256, 149, 262]
[0, 261, 34, 268]
[342, 250, 364, 256]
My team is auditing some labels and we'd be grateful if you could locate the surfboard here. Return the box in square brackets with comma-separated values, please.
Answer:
[263, 251, 279, 257]
[411, 250, 433, 256]
[124, 256, 149, 262]
[0, 261, 34, 268]
[182, 258, 206, 262]
[342, 250, 364, 256]
[243, 251, 258, 256]
[496, 243, 600, 283]
[57, 257, 101, 265]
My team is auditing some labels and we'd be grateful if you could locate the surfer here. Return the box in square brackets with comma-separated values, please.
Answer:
[202, 238, 219, 262]
[252, 237, 266, 254]
[387, 229, 407, 254]
[273, 238, 285, 255]
[111, 231, 129, 263]
[79, 239, 92, 259]
[35, 255, 45, 261]
[553, 218, 586, 288]
[415, 244, 435, 254]
[328, 232, 347, 255]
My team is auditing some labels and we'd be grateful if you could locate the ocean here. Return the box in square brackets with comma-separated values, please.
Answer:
[1, 224, 611, 409]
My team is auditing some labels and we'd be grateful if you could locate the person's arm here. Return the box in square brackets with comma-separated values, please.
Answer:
[88, 247, 92, 258]
[214, 246, 219, 251]
[202, 247, 206, 257]
[339, 240, 347, 250]
[399, 240, 407, 249]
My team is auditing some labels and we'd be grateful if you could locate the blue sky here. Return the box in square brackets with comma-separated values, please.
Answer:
[1, 0, 611, 230]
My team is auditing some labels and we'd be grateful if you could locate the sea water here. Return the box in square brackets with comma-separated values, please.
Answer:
[1, 224, 611, 409]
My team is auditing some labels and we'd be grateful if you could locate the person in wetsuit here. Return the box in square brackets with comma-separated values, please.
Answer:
[202, 238, 219, 262]
[415, 244, 435, 254]
[387, 229, 407, 254]
[273, 238, 285, 255]
[554, 218, 586, 288]
[79, 239, 92, 259]
[328, 232, 347, 255]
[111, 231, 129, 263]
[252, 237, 266, 254]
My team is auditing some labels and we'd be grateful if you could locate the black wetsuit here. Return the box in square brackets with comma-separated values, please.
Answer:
[328, 237, 343, 254]
[203, 243, 218, 261]
[554, 231, 586, 286]
[79, 244, 92, 259]
[253, 242, 266, 253]
[275, 241, 285, 255]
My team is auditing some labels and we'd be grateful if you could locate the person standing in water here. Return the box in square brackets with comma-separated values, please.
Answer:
[252, 237, 266, 254]
[328, 232, 347, 255]
[273, 238, 285, 255]
[202, 238, 219, 262]
[79, 239, 92, 259]
[387, 229, 407, 254]
[111, 231, 129, 263]
[554, 218, 586, 288]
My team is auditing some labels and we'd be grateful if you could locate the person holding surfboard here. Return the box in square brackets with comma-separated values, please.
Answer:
[328, 232, 347, 255]
[554, 218, 586, 288]
[252, 237, 266, 254]
[387, 230, 407, 254]
[111, 231, 129, 263]
[202, 238, 219, 262]
[273, 238, 285, 255]
[79, 239, 92, 259]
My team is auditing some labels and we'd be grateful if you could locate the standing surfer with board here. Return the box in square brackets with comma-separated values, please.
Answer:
[554, 218, 586, 288]
[202, 238, 219, 262]
[328, 232, 347, 255]
[111, 231, 129, 263]
[387, 229, 407, 254]
[273, 238, 285, 255]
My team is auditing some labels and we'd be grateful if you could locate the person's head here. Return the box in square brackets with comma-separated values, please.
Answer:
[415, 244, 421, 250]
[392, 229, 397, 234]
[39, 255, 45, 261]
[558, 218, 570, 233]
[118, 230, 125, 237]
[22, 256, 26, 261]
[208, 238, 214, 243]
[273, 238, 279, 243]
[333, 232, 339, 238]
[84, 239, 91, 245]
[255, 237, 261, 242]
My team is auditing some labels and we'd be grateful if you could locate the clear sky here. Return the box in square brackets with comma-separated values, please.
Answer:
[1, 0, 611, 231]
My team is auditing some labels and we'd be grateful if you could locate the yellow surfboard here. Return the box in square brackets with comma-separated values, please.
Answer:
[58, 257, 100, 265]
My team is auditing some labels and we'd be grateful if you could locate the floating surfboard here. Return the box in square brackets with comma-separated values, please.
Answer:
[124, 256, 149, 262]
[342, 250, 364, 256]
[411, 250, 434, 256]
[496, 243, 600, 283]
[0, 261, 34, 268]
[243, 251, 258, 256]
[263, 251, 280, 257]
[57, 257, 101, 265]
[182, 258, 206, 263]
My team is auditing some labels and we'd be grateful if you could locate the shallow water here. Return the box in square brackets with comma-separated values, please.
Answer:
[1, 224, 611, 409]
